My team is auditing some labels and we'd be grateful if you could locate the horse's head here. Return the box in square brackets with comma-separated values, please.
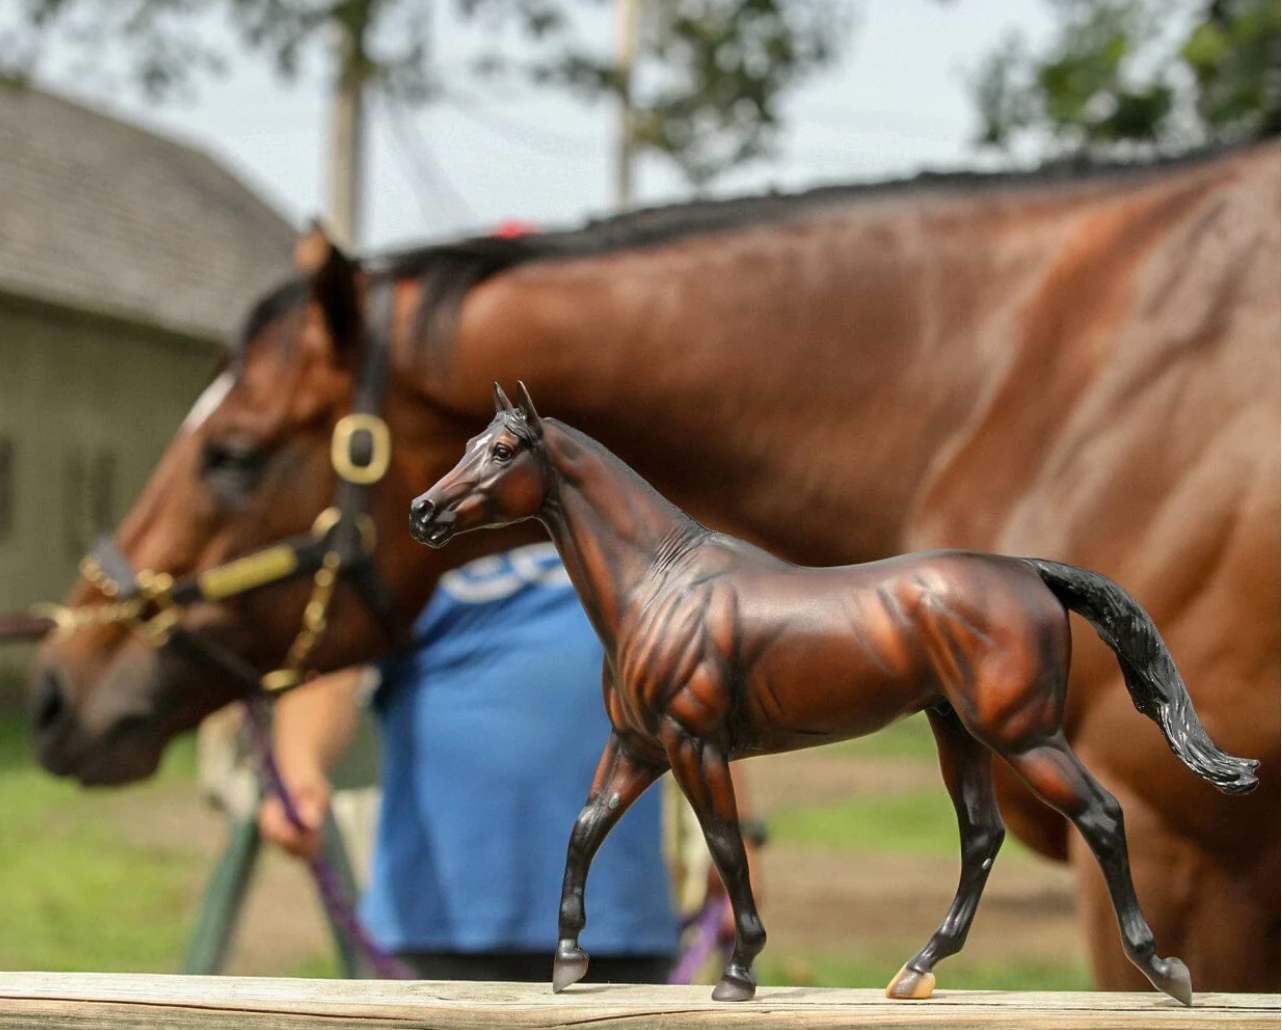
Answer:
[410, 382, 548, 548]
[29, 226, 454, 785]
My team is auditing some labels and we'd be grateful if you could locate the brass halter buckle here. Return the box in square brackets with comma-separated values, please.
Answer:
[132, 570, 180, 647]
[331, 413, 391, 485]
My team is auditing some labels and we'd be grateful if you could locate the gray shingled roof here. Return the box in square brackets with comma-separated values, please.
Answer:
[0, 85, 297, 341]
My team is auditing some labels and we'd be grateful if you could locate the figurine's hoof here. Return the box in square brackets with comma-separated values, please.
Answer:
[1153, 957, 1192, 1007]
[711, 973, 756, 1002]
[552, 943, 589, 993]
[886, 964, 936, 1000]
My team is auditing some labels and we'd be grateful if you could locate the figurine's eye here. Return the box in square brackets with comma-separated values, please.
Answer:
[492, 442, 514, 463]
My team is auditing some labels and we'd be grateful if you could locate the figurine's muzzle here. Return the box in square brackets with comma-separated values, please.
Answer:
[409, 492, 456, 548]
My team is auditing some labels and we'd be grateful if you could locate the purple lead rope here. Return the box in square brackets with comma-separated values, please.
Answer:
[241, 697, 415, 980]
[243, 694, 726, 985]
[668, 897, 733, 985]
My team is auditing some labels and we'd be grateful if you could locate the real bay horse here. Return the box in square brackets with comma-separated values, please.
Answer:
[409, 383, 1259, 1003]
[30, 141, 1278, 990]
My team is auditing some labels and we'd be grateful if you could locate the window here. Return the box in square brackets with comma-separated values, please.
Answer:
[0, 437, 12, 543]
[62, 447, 116, 557]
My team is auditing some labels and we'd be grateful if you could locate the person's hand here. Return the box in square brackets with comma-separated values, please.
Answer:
[257, 770, 332, 861]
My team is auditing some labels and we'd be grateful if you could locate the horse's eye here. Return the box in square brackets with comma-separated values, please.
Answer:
[200, 439, 270, 500]
[492, 443, 514, 462]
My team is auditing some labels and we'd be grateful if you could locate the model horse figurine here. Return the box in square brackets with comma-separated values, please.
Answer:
[408, 383, 1259, 1005]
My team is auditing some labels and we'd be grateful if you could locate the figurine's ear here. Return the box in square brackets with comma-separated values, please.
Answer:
[294, 220, 360, 354]
[515, 381, 542, 433]
[493, 382, 515, 414]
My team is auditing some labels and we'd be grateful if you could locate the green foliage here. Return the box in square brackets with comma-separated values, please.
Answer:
[1184, 0, 1281, 136]
[975, 0, 1279, 155]
[530, 0, 853, 185]
[4, 0, 854, 188]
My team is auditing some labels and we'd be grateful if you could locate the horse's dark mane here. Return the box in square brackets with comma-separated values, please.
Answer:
[237, 139, 1268, 360]
[237, 278, 308, 357]
[374, 139, 1266, 363]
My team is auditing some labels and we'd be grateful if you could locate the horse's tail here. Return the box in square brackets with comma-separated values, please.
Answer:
[1022, 558, 1259, 796]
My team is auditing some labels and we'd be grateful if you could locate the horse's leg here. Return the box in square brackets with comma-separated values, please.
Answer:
[553, 731, 666, 992]
[661, 718, 765, 1002]
[1004, 734, 1193, 1005]
[886, 703, 1005, 1000]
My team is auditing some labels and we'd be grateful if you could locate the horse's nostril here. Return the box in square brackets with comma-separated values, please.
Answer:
[411, 496, 435, 521]
[31, 666, 69, 735]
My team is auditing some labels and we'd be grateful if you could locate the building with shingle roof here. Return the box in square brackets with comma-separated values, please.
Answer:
[0, 85, 295, 339]
[0, 85, 298, 699]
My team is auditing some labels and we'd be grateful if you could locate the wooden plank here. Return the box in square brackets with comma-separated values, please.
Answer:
[0, 974, 1274, 1030]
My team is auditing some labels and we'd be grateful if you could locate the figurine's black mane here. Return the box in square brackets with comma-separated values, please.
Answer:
[497, 409, 539, 447]
[238, 140, 1263, 363]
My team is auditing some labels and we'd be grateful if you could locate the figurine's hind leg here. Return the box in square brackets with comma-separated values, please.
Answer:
[662, 718, 765, 1002]
[1004, 735, 1192, 1006]
[887, 703, 1005, 1000]
[554, 731, 666, 992]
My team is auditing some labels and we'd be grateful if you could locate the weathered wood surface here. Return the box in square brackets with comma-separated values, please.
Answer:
[0, 974, 1275, 1030]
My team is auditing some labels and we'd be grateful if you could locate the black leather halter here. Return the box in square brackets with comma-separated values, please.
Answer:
[70, 278, 403, 696]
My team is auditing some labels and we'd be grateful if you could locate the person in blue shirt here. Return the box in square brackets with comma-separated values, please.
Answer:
[259, 543, 680, 982]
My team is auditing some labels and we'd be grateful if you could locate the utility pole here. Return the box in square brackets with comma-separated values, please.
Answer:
[613, 0, 643, 211]
[327, 4, 373, 249]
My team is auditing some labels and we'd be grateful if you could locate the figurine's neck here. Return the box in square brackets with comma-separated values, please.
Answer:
[536, 420, 700, 654]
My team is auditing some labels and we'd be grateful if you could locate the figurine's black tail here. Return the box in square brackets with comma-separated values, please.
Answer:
[1023, 558, 1259, 795]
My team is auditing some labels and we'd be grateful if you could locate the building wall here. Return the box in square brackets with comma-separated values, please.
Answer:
[0, 291, 221, 704]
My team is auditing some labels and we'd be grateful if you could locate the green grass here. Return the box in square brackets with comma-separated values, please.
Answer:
[0, 713, 204, 972]
[822, 713, 939, 761]
[770, 787, 963, 856]
[769, 713, 1041, 860]
[283, 954, 343, 979]
[756, 952, 1092, 992]
[0, 707, 1070, 987]
[768, 787, 1036, 861]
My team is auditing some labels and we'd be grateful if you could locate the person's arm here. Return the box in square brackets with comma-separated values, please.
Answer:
[257, 666, 366, 860]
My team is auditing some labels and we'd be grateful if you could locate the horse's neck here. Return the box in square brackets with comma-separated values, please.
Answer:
[415, 154, 1249, 565]
[434, 201, 1006, 562]
[537, 421, 695, 651]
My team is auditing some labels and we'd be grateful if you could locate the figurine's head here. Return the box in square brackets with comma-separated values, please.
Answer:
[409, 382, 547, 548]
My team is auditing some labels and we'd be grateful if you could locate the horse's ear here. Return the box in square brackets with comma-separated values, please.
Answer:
[515, 381, 543, 433]
[493, 382, 515, 414]
[294, 220, 360, 354]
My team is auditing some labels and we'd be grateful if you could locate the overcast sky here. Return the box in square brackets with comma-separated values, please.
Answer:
[28, 0, 1055, 252]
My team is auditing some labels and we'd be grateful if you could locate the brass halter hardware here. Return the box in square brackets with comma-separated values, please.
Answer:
[258, 508, 378, 693]
[40, 419, 389, 683]
[198, 546, 300, 603]
[259, 552, 342, 693]
[37, 557, 182, 648]
[34, 279, 401, 696]
[331, 413, 392, 485]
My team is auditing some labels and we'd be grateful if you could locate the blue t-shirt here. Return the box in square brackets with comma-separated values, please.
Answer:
[360, 543, 678, 956]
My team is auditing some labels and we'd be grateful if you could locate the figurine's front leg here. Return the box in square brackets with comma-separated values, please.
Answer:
[661, 717, 765, 1002]
[554, 731, 666, 992]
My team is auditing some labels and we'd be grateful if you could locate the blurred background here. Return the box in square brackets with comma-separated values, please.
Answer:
[0, 0, 1275, 989]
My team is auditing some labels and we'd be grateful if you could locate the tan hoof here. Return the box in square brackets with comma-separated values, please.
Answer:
[886, 964, 936, 1000]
